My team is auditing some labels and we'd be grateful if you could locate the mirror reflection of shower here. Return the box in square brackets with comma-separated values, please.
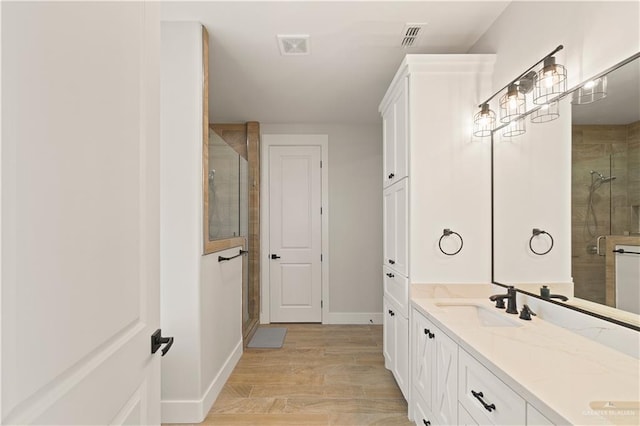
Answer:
[584, 169, 617, 246]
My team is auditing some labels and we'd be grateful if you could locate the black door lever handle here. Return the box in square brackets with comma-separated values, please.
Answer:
[271, 254, 281, 259]
[151, 329, 174, 356]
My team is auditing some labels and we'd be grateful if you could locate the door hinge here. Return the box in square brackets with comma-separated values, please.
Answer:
[321, 254, 323, 261]
[320, 207, 323, 214]
[321, 300, 323, 308]
[320, 160, 323, 168]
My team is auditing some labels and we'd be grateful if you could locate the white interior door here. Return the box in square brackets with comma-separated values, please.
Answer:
[1, 2, 162, 424]
[268, 145, 322, 322]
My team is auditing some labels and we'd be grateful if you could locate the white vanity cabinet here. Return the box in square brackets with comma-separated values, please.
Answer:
[412, 309, 458, 426]
[411, 305, 559, 426]
[380, 54, 495, 404]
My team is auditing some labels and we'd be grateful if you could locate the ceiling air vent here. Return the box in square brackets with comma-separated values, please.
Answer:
[400, 23, 426, 48]
[277, 35, 310, 55]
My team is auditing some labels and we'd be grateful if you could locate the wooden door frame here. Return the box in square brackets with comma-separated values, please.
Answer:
[207, 122, 261, 346]
[260, 134, 329, 324]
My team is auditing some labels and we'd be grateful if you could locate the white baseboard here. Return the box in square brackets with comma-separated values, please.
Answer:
[161, 339, 243, 423]
[325, 312, 383, 324]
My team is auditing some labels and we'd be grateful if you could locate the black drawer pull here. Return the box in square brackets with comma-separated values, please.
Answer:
[423, 420, 430, 426]
[388, 310, 395, 317]
[388, 259, 395, 265]
[471, 390, 496, 412]
[386, 272, 395, 278]
[423, 328, 435, 339]
[388, 173, 395, 179]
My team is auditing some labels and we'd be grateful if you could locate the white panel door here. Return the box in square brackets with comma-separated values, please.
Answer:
[269, 145, 322, 322]
[1, 2, 161, 424]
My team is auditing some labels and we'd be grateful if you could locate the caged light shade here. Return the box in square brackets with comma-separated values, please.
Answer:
[531, 101, 560, 123]
[473, 103, 496, 137]
[502, 118, 526, 137]
[572, 76, 607, 104]
[499, 84, 526, 123]
[534, 56, 567, 104]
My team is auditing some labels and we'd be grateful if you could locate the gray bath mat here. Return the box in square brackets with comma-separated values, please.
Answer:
[247, 327, 287, 348]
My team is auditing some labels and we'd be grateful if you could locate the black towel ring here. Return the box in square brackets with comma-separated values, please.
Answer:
[529, 228, 554, 255]
[438, 228, 463, 256]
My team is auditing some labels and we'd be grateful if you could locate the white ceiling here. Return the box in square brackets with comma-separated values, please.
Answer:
[161, 1, 511, 124]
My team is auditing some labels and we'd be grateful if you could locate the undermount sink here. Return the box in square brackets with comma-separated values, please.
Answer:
[435, 302, 522, 327]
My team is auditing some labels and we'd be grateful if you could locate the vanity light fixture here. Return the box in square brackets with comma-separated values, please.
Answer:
[499, 83, 526, 123]
[473, 45, 564, 138]
[530, 101, 560, 123]
[572, 76, 607, 104]
[533, 56, 567, 104]
[473, 103, 496, 137]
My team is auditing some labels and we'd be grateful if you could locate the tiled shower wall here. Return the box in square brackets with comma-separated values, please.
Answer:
[571, 121, 640, 304]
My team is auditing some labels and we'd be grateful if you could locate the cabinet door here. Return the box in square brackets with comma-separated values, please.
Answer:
[394, 78, 408, 181]
[414, 396, 435, 426]
[383, 298, 396, 371]
[395, 312, 409, 399]
[382, 101, 396, 187]
[413, 310, 434, 409]
[433, 327, 458, 425]
[382, 78, 408, 187]
[383, 179, 408, 276]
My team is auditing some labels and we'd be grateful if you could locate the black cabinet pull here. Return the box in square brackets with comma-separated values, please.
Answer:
[423, 328, 434, 339]
[388, 310, 395, 317]
[471, 390, 496, 412]
[271, 254, 281, 259]
[386, 272, 395, 278]
[388, 173, 395, 179]
[388, 259, 395, 265]
[423, 420, 430, 426]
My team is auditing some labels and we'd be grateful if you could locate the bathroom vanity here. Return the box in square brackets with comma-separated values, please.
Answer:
[409, 285, 639, 426]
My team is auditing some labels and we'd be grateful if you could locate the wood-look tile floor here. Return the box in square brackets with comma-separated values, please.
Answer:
[195, 324, 412, 426]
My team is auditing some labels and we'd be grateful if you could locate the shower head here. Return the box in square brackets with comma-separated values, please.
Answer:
[589, 170, 616, 184]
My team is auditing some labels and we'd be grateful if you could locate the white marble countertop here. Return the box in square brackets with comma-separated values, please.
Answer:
[412, 295, 640, 425]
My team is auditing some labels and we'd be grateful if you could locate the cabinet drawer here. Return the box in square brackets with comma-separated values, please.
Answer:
[458, 349, 526, 425]
[458, 402, 479, 425]
[527, 404, 554, 425]
[384, 267, 408, 316]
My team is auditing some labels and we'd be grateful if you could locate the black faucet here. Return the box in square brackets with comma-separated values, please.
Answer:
[540, 285, 569, 301]
[489, 286, 518, 314]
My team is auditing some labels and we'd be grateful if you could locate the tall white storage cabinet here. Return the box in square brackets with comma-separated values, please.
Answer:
[379, 55, 495, 401]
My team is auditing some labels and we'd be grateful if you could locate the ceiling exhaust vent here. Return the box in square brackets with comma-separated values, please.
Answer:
[400, 23, 426, 48]
[277, 35, 310, 55]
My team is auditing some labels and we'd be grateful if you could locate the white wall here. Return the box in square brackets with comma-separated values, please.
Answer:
[475, 2, 639, 353]
[471, 1, 640, 284]
[261, 124, 383, 322]
[160, 22, 242, 423]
